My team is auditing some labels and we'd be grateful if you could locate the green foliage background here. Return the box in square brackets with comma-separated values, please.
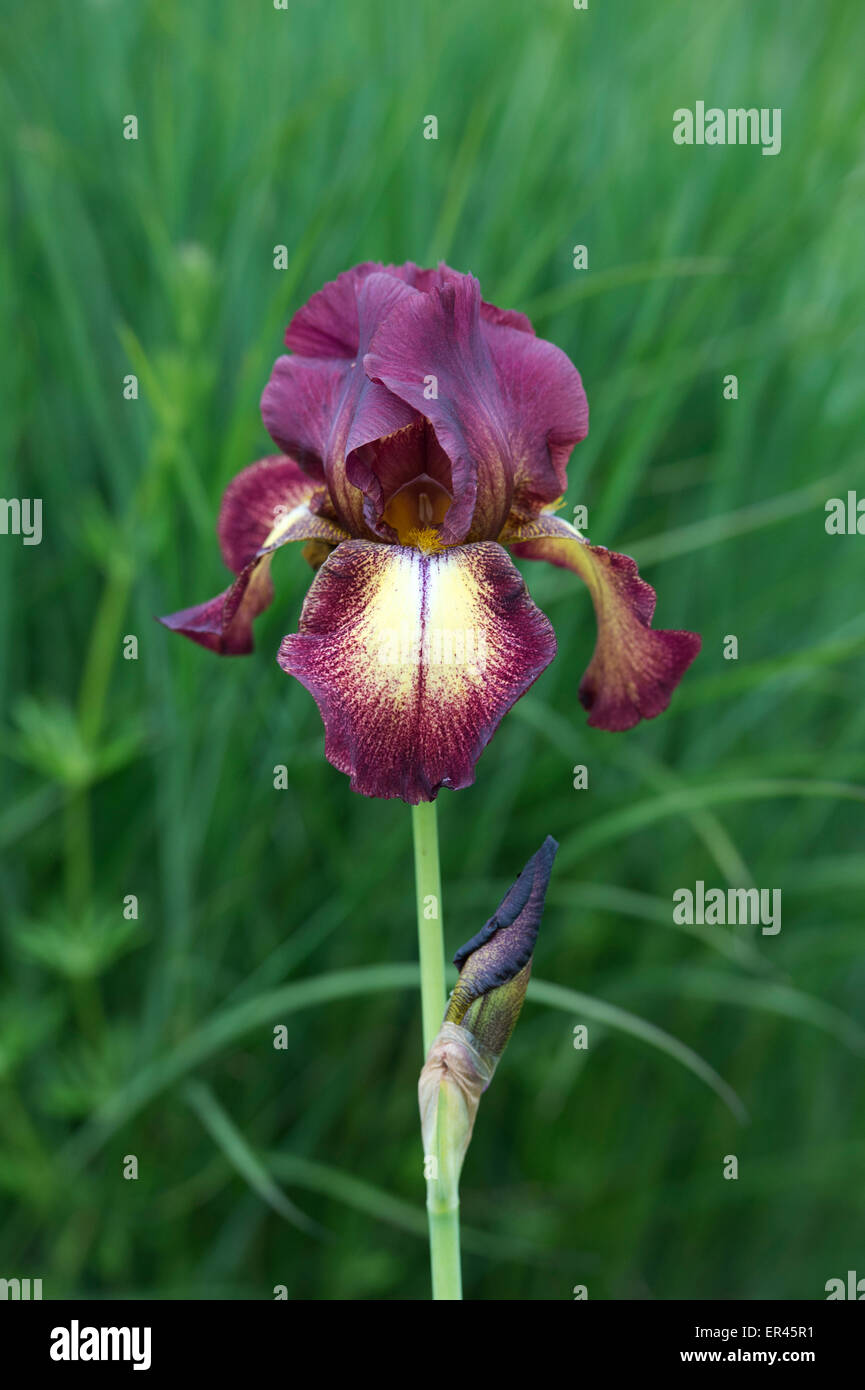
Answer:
[1, 0, 863, 1300]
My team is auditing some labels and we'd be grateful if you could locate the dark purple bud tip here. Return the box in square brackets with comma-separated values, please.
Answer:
[446, 836, 558, 1045]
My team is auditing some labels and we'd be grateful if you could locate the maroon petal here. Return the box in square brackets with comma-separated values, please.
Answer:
[282, 260, 480, 357]
[269, 263, 546, 542]
[479, 300, 535, 335]
[158, 557, 276, 656]
[391, 261, 537, 333]
[263, 273, 420, 535]
[484, 319, 588, 515]
[160, 478, 348, 656]
[364, 273, 515, 544]
[365, 272, 585, 545]
[284, 262, 387, 358]
[278, 539, 557, 802]
[346, 417, 453, 542]
[504, 512, 700, 729]
[260, 356, 350, 483]
[217, 454, 338, 574]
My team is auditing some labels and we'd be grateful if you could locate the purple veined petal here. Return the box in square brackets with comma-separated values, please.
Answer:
[281, 260, 488, 358]
[260, 356, 351, 484]
[159, 477, 349, 656]
[277, 538, 557, 802]
[263, 273, 421, 536]
[346, 417, 454, 542]
[478, 300, 536, 335]
[284, 262, 389, 358]
[390, 261, 537, 333]
[503, 511, 701, 730]
[364, 272, 515, 545]
[364, 271, 583, 546]
[217, 454, 342, 574]
[483, 317, 588, 515]
[284, 260, 446, 359]
[157, 555, 276, 656]
[268, 263, 548, 542]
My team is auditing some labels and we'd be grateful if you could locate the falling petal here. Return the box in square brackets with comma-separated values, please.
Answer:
[278, 539, 556, 802]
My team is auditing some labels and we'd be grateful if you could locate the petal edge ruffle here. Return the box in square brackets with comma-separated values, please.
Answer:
[504, 513, 700, 729]
[160, 475, 348, 655]
[217, 454, 342, 574]
[278, 539, 557, 801]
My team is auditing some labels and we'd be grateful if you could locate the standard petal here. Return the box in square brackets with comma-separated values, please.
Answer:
[263, 273, 420, 535]
[364, 272, 514, 544]
[390, 261, 537, 332]
[278, 539, 557, 802]
[268, 265, 547, 542]
[260, 355, 350, 483]
[217, 454, 342, 574]
[503, 513, 700, 730]
[479, 300, 536, 335]
[284, 261, 439, 357]
[365, 272, 585, 545]
[284, 262, 386, 358]
[484, 318, 588, 514]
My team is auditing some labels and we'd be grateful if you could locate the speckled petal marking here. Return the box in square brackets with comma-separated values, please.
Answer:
[504, 512, 701, 730]
[278, 539, 557, 802]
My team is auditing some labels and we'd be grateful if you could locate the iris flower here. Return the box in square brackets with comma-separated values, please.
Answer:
[160, 261, 700, 802]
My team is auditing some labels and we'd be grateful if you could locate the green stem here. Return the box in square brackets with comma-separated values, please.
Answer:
[411, 801, 445, 1054]
[411, 800, 462, 1301]
[427, 1085, 463, 1300]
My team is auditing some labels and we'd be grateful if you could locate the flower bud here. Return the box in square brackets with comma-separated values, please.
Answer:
[418, 836, 558, 1196]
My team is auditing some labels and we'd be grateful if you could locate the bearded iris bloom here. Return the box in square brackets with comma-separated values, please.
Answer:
[160, 261, 700, 802]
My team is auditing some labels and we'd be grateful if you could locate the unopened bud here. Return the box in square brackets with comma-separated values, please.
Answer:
[418, 836, 558, 1196]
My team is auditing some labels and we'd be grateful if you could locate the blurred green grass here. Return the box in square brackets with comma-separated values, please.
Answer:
[1, 0, 864, 1299]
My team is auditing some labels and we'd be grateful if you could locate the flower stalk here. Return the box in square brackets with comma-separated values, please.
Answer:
[411, 802, 446, 1054]
[410, 800, 463, 1300]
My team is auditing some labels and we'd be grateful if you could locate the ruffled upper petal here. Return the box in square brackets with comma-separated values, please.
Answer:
[159, 460, 348, 655]
[484, 319, 588, 515]
[365, 272, 587, 545]
[364, 273, 512, 544]
[258, 357, 348, 485]
[478, 299, 535, 335]
[265, 263, 565, 545]
[284, 262, 387, 358]
[277, 538, 556, 802]
[284, 261, 444, 358]
[262, 273, 420, 535]
[389, 261, 537, 334]
[503, 513, 700, 729]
